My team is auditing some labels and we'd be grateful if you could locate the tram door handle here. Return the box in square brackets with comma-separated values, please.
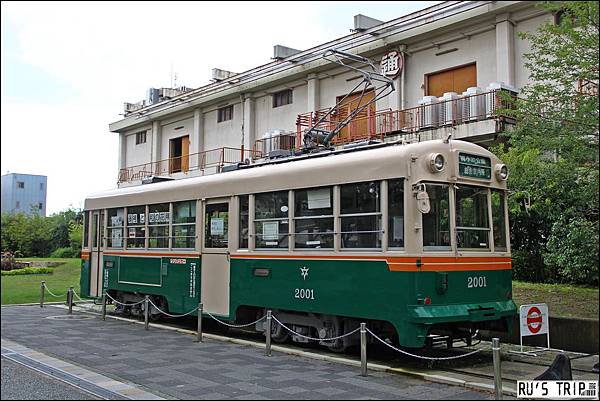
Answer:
[226, 250, 230, 262]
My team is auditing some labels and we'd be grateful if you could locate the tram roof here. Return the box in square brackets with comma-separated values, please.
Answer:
[84, 140, 503, 210]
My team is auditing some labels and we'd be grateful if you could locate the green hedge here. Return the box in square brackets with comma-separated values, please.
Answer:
[1, 267, 54, 276]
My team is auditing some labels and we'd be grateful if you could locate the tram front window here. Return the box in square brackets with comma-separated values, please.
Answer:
[422, 184, 450, 250]
[491, 190, 507, 251]
[455, 186, 490, 249]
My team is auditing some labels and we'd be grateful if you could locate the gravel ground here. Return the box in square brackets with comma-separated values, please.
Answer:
[1, 356, 98, 400]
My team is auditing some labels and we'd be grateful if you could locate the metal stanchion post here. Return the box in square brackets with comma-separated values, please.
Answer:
[40, 281, 45, 308]
[195, 303, 203, 343]
[101, 291, 107, 321]
[265, 310, 272, 357]
[360, 323, 367, 377]
[144, 296, 150, 330]
[492, 337, 503, 400]
[67, 287, 74, 315]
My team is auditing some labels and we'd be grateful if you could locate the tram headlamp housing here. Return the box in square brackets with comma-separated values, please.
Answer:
[495, 164, 509, 181]
[429, 153, 445, 173]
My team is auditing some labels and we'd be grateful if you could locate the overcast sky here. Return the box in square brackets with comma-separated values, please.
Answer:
[1, 1, 440, 215]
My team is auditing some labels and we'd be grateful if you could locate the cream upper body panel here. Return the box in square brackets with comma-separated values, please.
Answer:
[84, 140, 507, 210]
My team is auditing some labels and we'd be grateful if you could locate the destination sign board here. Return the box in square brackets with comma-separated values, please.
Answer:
[458, 153, 492, 179]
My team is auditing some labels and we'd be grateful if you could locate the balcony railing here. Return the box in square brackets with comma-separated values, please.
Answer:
[287, 89, 516, 153]
[118, 147, 262, 185]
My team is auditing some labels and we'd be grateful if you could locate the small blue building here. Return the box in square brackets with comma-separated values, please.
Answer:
[1, 173, 47, 216]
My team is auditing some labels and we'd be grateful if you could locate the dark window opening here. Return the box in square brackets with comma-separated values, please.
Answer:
[217, 105, 234, 122]
[273, 89, 293, 108]
[135, 131, 147, 145]
[16, 181, 24, 189]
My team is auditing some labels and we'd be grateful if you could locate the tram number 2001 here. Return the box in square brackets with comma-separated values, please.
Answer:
[467, 276, 487, 288]
[294, 288, 315, 300]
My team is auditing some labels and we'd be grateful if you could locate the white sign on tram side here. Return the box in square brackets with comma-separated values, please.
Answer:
[517, 303, 550, 354]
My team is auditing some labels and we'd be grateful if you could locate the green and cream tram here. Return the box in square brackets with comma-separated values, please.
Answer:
[80, 138, 515, 350]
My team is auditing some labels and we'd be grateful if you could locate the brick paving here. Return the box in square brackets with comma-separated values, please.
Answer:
[1, 305, 497, 400]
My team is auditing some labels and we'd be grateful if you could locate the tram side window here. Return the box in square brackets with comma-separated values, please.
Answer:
[239, 195, 249, 249]
[107, 208, 124, 248]
[205, 203, 229, 248]
[173, 201, 195, 248]
[340, 181, 381, 249]
[423, 184, 450, 250]
[388, 179, 405, 248]
[255, 191, 289, 249]
[491, 190, 507, 251]
[455, 186, 490, 249]
[148, 203, 169, 248]
[295, 186, 334, 249]
[126, 206, 146, 248]
[83, 212, 89, 248]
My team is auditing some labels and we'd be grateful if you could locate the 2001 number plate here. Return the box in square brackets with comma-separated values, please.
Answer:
[468, 276, 487, 288]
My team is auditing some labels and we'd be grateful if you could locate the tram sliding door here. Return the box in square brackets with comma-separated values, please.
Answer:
[201, 199, 231, 316]
[89, 210, 105, 297]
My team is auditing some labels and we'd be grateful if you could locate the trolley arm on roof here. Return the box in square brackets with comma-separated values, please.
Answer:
[303, 49, 395, 150]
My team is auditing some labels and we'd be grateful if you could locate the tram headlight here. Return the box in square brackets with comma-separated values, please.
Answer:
[495, 164, 509, 180]
[429, 153, 445, 173]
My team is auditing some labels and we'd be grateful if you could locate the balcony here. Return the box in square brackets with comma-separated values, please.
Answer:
[118, 147, 261, 186]
[254, 89, 516, 158]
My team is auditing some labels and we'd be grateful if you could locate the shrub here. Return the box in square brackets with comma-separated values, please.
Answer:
[50, 247, 80, 258]
[1, 267, 54, 276]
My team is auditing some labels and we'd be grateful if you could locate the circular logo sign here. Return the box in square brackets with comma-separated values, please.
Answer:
[380, 51, 403, 79]
[526, 306, 543, 334]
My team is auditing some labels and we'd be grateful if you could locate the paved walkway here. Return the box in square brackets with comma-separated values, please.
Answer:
[1, 305, 498, 400]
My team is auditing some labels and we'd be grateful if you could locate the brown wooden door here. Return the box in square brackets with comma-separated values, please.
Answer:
[181, 135, 189, 172]
[335, 90, 375, 143]
[427, 64, 477, 98]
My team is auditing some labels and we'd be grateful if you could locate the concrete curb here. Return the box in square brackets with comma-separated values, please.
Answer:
[61, 303, 517, 397]
[1, 338, 166, 400]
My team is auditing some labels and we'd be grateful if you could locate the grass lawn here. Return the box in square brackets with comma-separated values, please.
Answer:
[1, 258, 84, 305]
[513, 281, 599, 320]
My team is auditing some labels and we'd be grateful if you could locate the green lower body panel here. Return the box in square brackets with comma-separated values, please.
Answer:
[79, 259, 90, 298]
[103, 255, 201, 315]
[229, 257, 516, 348]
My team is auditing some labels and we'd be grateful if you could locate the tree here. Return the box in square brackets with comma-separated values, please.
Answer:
[494, 1, 599, 284]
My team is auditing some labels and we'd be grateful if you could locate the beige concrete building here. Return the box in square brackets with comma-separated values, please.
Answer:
[109, 1, 552, 187]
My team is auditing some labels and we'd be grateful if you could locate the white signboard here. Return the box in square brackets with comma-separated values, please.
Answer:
[210, 218, 225, 235]
[307, 188, 331, 209]
[519, 303, 550, 351]
[262, 221, 279, 241]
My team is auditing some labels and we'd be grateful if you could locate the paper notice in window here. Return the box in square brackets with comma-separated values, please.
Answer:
[111, 229, 122, 247]
[307, 188, 331, 209]
[263, 221, 279, 240]
[210, 218, 224, 235]
[393, 216, 404, 241]
[128, 227, 136, 238]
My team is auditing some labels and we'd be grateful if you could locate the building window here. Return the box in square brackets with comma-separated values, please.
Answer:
[426, 63, 476, 98]
[16, 181, 24, 189]
[15, 201, 20, 209]
[217, 105, 233, 122]
[340, 181, 381, 249]
[38, 203, 43, 210]
[273, 89, 293, 108]
[135, 131, 147, 145]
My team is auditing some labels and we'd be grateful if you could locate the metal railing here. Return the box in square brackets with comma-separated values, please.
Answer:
[291, 89, 516, 151]
[118, 147, 262, 185]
